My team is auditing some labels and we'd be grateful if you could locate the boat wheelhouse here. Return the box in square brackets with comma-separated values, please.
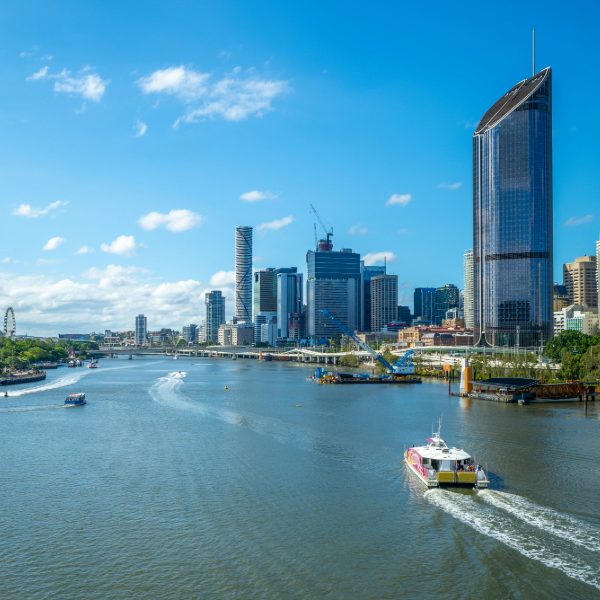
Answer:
[65, 393, 86, 406]
[404, 426, 488, 489]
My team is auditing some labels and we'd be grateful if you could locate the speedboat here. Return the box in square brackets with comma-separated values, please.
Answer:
[65, 393, 86, 406]
[88, 360, 98, 369]
[404, 423, 488, 489]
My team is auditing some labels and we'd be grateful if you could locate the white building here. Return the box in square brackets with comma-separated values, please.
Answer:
[554, 304, 599, 335]
[463, 249, 474, 329]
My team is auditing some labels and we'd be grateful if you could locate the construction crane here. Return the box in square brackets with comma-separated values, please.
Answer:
[321, 309, 415, 375]
[309, 203, 333, 251]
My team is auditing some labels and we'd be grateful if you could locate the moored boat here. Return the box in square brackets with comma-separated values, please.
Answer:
[65, 393, 86, 406]
[404, 424, 488, 489]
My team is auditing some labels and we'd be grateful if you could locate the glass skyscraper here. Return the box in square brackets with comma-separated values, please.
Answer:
[473, 67, 553, 348]
[235, 226, 253, 322]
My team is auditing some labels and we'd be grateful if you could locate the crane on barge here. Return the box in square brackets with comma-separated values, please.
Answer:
[321, 309, 415, 375]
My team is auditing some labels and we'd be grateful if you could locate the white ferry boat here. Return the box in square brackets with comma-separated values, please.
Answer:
[404, 424, 488, 489]
[65, 393, 86, 407]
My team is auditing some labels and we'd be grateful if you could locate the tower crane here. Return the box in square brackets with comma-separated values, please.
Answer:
[309, 204, 333, 251]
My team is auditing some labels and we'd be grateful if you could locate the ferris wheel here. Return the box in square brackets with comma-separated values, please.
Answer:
[4, 307, 16, 337]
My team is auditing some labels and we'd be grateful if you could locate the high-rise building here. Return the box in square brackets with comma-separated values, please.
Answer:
[473, 67, 553, 347]
[413, 288, 435, 323]
[397, 305, 411, 325]
[135, 314, 147, 346]
[433, 284, 460, 325]
[205, 290, 225, 343]
[253, 268, 277, 319]
[277, 271, 303, 339]
[371, 274, 398, 331]
[235, 226, 253, 322]
[361, 264, 386, 331]
[306, 245, 361, 338]
[463, 249, 474, 329]
[563, 256, 597, 310]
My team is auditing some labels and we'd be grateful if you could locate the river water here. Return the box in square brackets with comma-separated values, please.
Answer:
[1, 357, 599, 599]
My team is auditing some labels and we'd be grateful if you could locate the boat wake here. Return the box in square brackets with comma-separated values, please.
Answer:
[6, 370, 90, 397]
[425, 489, 600, 591]
[149, 372, 395, 480]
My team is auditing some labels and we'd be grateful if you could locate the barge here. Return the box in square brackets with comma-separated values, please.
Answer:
[314, 367, 421, 385]
[0, 370, 47, 386]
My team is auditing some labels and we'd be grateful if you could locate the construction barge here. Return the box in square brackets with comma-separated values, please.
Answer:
[1, 370, 47, 386]
[314, 367, 421, 384]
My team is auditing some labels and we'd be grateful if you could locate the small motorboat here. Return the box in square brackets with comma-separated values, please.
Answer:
[404, 422, 488, 489]
[88, 359, 98, 369]
[65, 393, 86, 407]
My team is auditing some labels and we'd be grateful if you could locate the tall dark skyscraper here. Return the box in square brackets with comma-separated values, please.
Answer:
[413, 288, 435, 323]
[473, 67, 553, 348]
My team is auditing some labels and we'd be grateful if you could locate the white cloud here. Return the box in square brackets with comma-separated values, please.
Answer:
[27, 66, 49, 80]
[139, 65, 289, 125]
[138, 66, 210, 101]
[27, 67, 108, 102]
[256, 215, 294, 232]
[564, 214, 593, 227]
[0, 265, 213, 335]
[209, 270, 236, 286]
[100, 235, 140, 256]
[240, 190, 278, 202]
[348, 224, 368, 236]
[386, 193, 412, 207]
[363, 251, 397, 266]
[43, 236, 65, 251]
[13, 200, 67, 218]
[134, 120, 148, 138]
[76, 245, 94, 255]
[438, 182, 463, 191]
[138, 209, 203, 232]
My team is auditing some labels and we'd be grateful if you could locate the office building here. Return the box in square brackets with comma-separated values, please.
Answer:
[397, 305, 411, 325]
[277, 271, 303, 339]
[563, 256, 597, 310]
[413, 288, 435, 323]
[473, 67, 553, 347]
[371, 274, 398, 332]
[554, 305, 599, 335]
[306, 244, 361, 338]
[235, 226, 253, 322]
[463, 249, 474, 329]
[182, 324, 198, 344]
[135, 314, 147, 346]
[361, 264, 386, 331]
[205, 290, 225, 343]
[433, 284, 460, 325]
[253, 268, 277, 319]
[218, 323, 254, 346]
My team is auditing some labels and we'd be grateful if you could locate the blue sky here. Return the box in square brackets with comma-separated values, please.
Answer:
[1, 1, 599, 334]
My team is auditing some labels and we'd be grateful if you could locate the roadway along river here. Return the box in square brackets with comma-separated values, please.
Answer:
[1, 357, 599, 599]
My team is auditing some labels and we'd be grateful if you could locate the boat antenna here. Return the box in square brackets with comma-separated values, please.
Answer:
[532, 27, 535, 76]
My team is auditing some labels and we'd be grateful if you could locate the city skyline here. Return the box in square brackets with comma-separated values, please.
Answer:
[1, 2, 600, 335]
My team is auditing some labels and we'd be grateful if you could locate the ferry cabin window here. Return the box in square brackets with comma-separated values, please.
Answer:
[430, 460, 440, 470]
[441, 460, 454, 471]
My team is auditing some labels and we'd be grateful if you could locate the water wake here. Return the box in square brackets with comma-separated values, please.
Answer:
[426, 489, 600, 591]
[6, 370, 90, 397]
[479, 490, 600, 552]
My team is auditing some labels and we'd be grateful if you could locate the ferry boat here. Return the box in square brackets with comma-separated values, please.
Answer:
[64, 393, 86, 406]
[404, 424, 488, 489]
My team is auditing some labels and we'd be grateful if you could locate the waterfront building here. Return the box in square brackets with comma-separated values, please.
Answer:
[287, 312, 306, 340]
[135, 314, 147, 346]
[361, 264, 386, 331]
[553, 284, 570, 312]
[554, 304, 599, 335]
[218, 323, 254, 346]
[277, 271, 303, 339]
[306, 244, 361, 338]
[563, 256, 597, 310]
[235, 226, 253, 322]
[182, 324, 198, 344]
[413, 288, 435, 323]
[463, 250, 474, 329]
[254, 312, 276, 342]
[597, 240, 600, 317]
[260, 322, 278, 346]
[433, 284, 460, 325]
[371, 274, 398, 332]
[205, 290, 225, 344]
[473, 67, 553, 348]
